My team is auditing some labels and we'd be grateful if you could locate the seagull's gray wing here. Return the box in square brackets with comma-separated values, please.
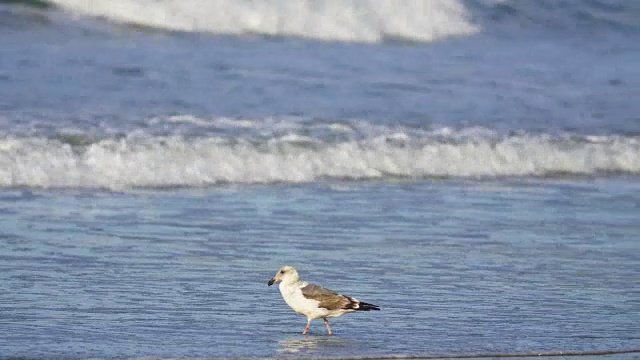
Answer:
[300, 284, 356, 311]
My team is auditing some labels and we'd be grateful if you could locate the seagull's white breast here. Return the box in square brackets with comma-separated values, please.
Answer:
[279, 281, 331, 320]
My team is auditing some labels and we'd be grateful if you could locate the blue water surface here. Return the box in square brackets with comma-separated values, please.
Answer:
[1, 179, 638, 358]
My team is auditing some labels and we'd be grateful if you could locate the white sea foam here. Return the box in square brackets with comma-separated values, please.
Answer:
[0, 131, 638, 190]
[47, 0, 478, 43]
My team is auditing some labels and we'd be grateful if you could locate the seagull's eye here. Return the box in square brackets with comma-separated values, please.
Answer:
[279, 270, 284, 274]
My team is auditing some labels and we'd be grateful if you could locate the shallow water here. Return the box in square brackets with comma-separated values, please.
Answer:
[1, 179, 638, 358]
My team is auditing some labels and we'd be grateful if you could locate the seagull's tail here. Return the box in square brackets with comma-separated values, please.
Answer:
[355, 301, 380, 311]
[344, 296, 380, 311]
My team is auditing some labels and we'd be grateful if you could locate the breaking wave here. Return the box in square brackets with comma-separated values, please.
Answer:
[4, 0, 638, 42]
[1, 127, 638, 190]
[42, 0, 478, 43]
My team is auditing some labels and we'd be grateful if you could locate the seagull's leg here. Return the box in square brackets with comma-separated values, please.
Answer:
[302, 319, 311, 335]
[323, 318, 333, 336]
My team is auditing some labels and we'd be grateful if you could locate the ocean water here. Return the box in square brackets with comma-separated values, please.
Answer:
[0, 0, 639, 358]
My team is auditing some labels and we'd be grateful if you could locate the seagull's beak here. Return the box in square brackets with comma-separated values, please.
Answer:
[268, 273, 280, 286]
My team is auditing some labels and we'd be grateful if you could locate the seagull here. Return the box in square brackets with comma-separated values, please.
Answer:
[268, 265, 380, 335]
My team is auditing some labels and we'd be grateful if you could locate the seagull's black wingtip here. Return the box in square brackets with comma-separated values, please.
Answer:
[358, 301, 380, 311]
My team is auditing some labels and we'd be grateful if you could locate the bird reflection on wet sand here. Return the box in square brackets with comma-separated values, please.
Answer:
[277, 336, 351, 355]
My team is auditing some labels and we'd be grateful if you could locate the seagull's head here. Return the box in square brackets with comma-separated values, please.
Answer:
[268, 265, 299, 286]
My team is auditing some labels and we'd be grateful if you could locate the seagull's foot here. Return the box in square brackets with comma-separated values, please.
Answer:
[323, 318, 333, 336]
[302, 320, 311, 335]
